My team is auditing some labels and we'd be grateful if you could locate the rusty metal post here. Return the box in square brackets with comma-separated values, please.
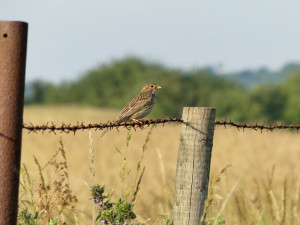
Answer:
[173, 107, 216, 225]
[0, 21, 28, 224]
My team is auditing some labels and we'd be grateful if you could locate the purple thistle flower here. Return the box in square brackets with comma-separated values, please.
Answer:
[92, 197, 100, 203]
[100, 220, 106, 224]
[131, 223, 135, 225]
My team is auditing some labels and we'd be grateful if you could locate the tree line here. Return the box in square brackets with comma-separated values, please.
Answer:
[25, 57, 300, 124]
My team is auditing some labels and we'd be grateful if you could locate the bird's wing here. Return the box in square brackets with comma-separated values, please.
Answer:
[116, 92, 152, 122]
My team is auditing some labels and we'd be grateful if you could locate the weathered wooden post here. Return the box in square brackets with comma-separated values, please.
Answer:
[173, 107, 216, 225]
[0, 21, 28, 224]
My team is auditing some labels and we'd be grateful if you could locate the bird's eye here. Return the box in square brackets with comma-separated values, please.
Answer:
[150, 85, 154, 88]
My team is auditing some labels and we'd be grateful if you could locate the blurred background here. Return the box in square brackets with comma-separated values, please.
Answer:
[2, 0, 300, 123]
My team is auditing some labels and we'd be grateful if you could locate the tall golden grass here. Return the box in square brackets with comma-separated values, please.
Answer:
[21, 105, 300, 224]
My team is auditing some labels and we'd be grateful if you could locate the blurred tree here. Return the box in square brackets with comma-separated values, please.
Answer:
[25, 80, 47, 104]
[250, 85, 287, 123]
[282, 71, 300, 123]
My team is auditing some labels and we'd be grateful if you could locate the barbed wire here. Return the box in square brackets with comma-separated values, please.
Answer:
[22, 118, 300, 134]
[22, 117, 184, 134]
[214, 120, 300, 132]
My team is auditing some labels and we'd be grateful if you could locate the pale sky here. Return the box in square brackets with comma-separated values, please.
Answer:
[1, 0, 300, 82]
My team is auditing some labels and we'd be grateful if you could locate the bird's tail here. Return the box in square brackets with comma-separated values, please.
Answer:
[101, 119, 120, 137]
[101, 128, 109, 137]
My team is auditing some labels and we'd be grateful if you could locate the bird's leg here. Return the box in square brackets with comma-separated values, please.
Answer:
[132, 119, 144, 127]
[132, 118, 141, 123]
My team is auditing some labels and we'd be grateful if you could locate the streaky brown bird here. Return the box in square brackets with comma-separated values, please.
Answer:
[101, 83, 162, 137]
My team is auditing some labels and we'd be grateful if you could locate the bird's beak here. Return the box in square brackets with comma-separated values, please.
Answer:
[156, 85, 162, 90]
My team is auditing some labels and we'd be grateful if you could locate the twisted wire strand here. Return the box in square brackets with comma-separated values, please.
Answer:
[22, 117, 183, 134]
[215, 120, 300, 131]
[22, 118, 300, 134]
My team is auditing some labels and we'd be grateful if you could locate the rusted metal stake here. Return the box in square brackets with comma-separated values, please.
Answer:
[0, 21, 28, 224]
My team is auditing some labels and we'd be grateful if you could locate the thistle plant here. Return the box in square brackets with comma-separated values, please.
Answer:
[91, 185, 141, 225]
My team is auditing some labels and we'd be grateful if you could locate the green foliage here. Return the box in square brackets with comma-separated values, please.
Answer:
[164, 218, 173, 225]
[18, 209, 58, 225]
[24, 80, 47, 104]
[48, 219, 58, 225]
[249, 85, 287, 122]
[91, 185, 140, 225]
[18, 210, 39, 225]
[24, 57, 300, 124]
[207, 216, 226, 225]
[216, 216, 226, 225]
[281, 72, 300, 123]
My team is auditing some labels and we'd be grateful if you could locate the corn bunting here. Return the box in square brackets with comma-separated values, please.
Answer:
[101, 83, 162, 137]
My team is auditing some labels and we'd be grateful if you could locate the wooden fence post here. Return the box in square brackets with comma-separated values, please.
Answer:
[172, 107, 216, 225]
[0, 21, 28, 224]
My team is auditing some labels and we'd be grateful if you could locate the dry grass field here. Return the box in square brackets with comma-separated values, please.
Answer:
[21, 105, 300, 224]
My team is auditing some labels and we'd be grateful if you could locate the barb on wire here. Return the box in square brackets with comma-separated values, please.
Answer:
[215, 120, 300, 132]
[22, 117, 184, 134]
